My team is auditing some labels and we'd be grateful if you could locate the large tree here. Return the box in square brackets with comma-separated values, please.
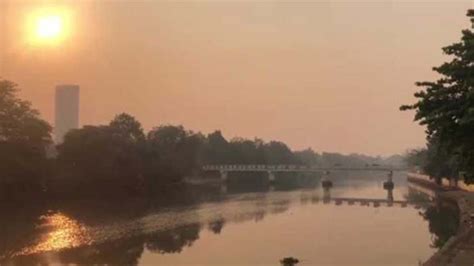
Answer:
[145, 125, 204, 185]
[109, 113, 146, 143]
[263, 141, 296, 164]
[0, 80, 52, 197]
[202, 130, 230, 164]
[401, 10, 474, 183]
[56, 114, 145, 197]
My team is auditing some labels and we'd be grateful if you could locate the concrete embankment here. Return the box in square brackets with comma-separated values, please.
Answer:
[407, 173, 474, 265]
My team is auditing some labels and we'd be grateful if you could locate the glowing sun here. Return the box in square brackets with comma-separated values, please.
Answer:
[36, 15, 63, 39]
[26, 8, 72, 46]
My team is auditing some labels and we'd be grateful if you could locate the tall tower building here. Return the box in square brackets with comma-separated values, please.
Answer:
[54, 85, 79, 143]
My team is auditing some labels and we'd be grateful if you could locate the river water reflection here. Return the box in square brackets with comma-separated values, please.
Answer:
[0, 172, 459, 265]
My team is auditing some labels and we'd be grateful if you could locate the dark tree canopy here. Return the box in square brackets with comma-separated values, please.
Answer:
[263, 141, 297, 164]
[0, 80, 52, 144]
[294, 148, 321, 166]
[145, 125, 205, 185]
[56, 115, 146, 197]
[109, 113, 146, 143]
[0, 80, 52, 198]
[0, 80, 403, 199]
[401, 9, 474, 182]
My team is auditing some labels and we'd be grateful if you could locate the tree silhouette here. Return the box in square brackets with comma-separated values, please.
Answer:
[0, 80, 52, 199]
[401, 9, 474, 183]
[56, 113, 146, 197]
[110, 113, 146, 143]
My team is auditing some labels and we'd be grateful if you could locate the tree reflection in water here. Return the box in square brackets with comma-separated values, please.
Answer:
[58, 238, 144, 266]
[3, 176, 417, 266]
[421, 202, 459, 248]
[0, 222, 203, 265]
[208, 218, 225, 234]
[0, 182, 298, 265]
[145, 223, 201, 254]
[406, 188, 460, 249]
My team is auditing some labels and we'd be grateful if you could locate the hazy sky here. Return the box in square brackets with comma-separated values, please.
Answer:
[1, 0, 473, 155]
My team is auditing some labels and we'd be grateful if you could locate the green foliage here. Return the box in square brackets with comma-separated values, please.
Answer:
[401, 9, 474, 183]
[263, 141, 297, 164]
[294, 148, 320, 165]
[55, 116, 402, 198]
[109, 113, 146, 142]
[0, 79, 404, 199]
[404, 148, 427, 169]
[201, 132, 298, 165]
[0, 80, 51, 144]
[145, 125, 205, 185]
[0, 80, 52, 198]
[56, 115, 146, 197]
[202, 130, 230, 164]
[200, 132, 397, 168]
[56, 121, 207, 196]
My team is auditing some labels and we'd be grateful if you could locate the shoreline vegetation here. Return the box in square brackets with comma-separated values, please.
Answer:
[0, 79, 403, 201]
[402, 10, 474, 186]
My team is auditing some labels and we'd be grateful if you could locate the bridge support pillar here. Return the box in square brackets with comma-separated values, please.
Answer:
[268, 171, 276, 183]
[386, 188, 394, 206]
[220, 184, 227, 194]
[322, 171, 333, 189]
[383, 170, 394, 190]
[220, 170, 228, 182]
[323, 187, 331, 204]
[322, 180, 333, 189]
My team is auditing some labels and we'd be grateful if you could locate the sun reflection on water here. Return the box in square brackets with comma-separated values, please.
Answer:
[18, 212, 91, 256]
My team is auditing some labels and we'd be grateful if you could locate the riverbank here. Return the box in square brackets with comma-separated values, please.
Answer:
[407, 173, 474, 265]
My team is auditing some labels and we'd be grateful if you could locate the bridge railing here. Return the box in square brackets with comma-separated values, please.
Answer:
[202, 164, 317, 170]
[202, 164, 400, 171]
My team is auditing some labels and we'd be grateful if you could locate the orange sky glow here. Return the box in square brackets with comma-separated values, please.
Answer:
[1, 0, 473, 155]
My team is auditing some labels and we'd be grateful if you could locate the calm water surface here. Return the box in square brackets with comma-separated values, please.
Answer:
[0, 172, 458, 265]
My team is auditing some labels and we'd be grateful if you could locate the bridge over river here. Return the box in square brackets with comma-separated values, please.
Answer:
[202, 164, 404, 184]
[202, 165, 411, 208]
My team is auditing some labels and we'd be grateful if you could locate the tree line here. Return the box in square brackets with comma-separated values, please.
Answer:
[402, 9, 474, 184]
[0, 79, 401, 199]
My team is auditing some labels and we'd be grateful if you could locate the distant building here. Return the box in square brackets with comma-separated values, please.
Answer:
[54, 85, 79, 143]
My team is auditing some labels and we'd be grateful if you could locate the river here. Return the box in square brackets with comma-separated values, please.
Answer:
[0, 172, 459, 265]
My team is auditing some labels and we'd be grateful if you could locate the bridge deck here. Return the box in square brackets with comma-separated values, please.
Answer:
[202, 164, 404, 172]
